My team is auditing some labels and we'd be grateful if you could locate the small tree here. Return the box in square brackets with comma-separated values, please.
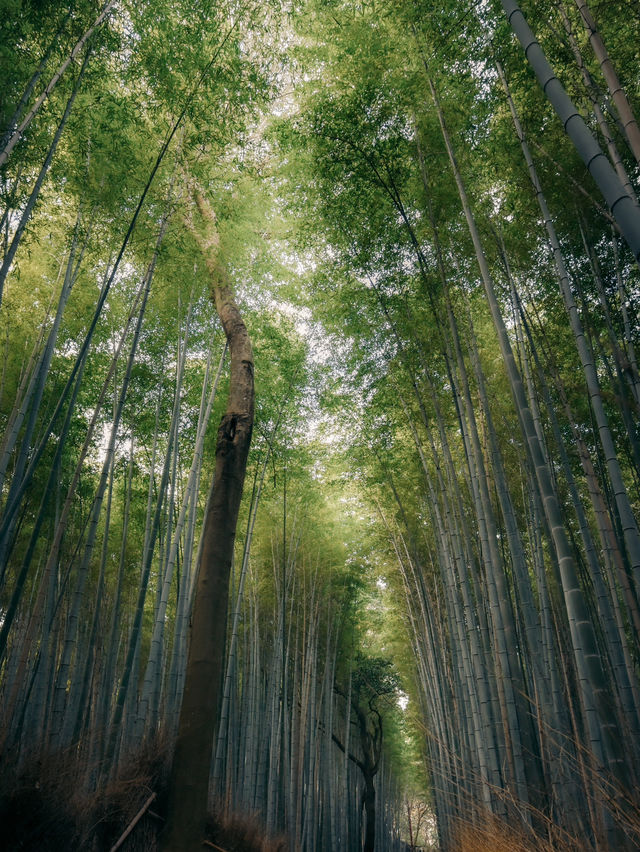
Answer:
[334, 653, 400, 852]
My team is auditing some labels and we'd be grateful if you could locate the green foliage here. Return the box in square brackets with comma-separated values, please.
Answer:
[350, 651, 399, 704]
[2, 0, 640, 847]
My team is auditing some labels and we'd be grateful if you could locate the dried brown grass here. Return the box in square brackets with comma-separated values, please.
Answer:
[451, 786, 640, 852]
[206, 807, 288, 852]
[0, 748, 85, 851]
[0, 738, 167, 851]
[453, 818, 554, 852]
[0, 738, 286, 852]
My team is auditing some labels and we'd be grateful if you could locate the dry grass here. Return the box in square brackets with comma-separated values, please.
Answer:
[0, 740, 166, 851]
[85, 736, 169, 851]
[0, 748, 85, 851]
[206, 808, 288, 852]
[0, 740, 287, 852]
[5, 734, 638, 850]
[453, 819, 554, 852]
[450, 789, 640, 852]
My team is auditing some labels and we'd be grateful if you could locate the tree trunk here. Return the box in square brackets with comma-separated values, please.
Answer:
[500, 0, 640, 263]
[573, 0, 640, 164]
[556, 1, 636, 201]
[499, 61, 640, 600]
[363, 776, 376, 852]
[428, 72, 630, 826]
[161, 188, 254, 852]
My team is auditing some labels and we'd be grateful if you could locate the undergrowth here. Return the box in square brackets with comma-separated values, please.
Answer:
[0, 740, 286, 851]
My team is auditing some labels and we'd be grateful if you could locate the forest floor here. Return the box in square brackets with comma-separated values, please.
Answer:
[0, 741, 286, 852]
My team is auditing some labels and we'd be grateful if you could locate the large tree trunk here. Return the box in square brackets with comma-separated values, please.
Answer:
[161, 189, 254, 852]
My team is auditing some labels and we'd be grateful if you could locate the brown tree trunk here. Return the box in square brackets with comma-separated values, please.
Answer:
[161, 190, 254, 852]
[362, 776, 376, 852]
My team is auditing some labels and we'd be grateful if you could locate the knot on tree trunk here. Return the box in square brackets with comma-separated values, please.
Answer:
[217, 413, 253, 452]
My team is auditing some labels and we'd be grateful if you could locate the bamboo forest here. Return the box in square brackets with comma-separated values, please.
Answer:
[2, 0, 640, 850]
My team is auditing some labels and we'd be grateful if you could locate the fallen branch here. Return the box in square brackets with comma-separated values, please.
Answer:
[109, 792, 157, 852]
[203, 841, 229, 852]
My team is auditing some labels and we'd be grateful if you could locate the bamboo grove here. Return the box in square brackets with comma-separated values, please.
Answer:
[1, 0, 640, 850]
